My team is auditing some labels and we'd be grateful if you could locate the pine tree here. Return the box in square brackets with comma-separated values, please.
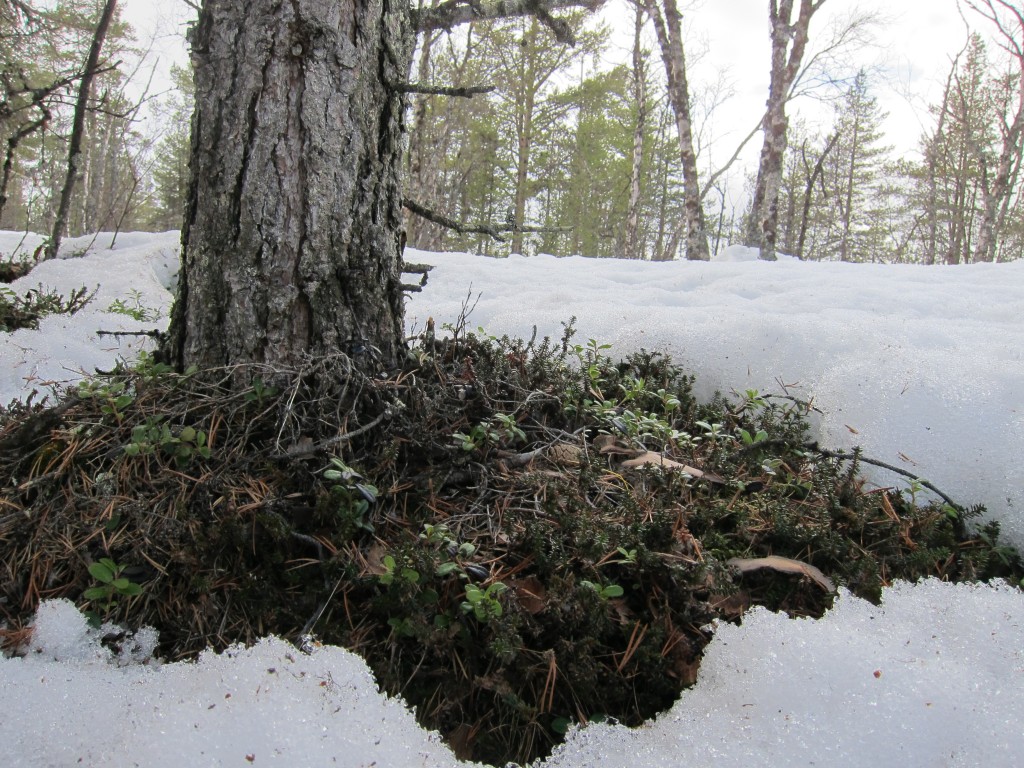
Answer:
[823, 70, 890, 261]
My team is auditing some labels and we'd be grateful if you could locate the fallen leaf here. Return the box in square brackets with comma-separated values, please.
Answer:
[709, 590, 751, 619]
[509, 576, 547, 614]
[620, 451, 702, 473]
[727, 555, 836, 592]
[621, 451, 727, 483]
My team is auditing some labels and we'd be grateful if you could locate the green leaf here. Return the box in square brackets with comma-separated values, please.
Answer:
[88, 560, 115, 583]
[355, 483, 378, 503]
[436, 561, 461, 577]
[179, 426, 196, 443]
[602, 584, 624, 598]
[83, 586, 110, 600]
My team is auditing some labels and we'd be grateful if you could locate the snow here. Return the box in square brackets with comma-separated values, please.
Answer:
[1, 232, 1022, 767]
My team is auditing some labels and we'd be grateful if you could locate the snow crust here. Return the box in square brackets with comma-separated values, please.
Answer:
[3, 583, 1022, 767]
[405, 249, 1024, 551]
[1, 233, 1022, 766]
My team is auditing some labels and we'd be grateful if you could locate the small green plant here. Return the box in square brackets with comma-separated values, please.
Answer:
[420, 523, 477, 576]
[125, 416, 211, 467]
[580, 579, 625, 600]
[379, 554, 420, 587]
[77, 378, 135, 421]
[461, 581, 507, 623]
[608, 546, 638, 565]
[106, 289, 162, 322]
[695, 420, 726, 441]
[735, 388, 769, 413]
[738, 427, 769, 446]
[132, 350, 175, 379]
[245, 377, 279, 407]
[0, 283, 95, 332]
[83, 557, 143, 618]
[453, 413, 526, 452]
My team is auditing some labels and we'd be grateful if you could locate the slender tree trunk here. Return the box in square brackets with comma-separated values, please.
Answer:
[405, 27, 439, 247]
[796, 130, 837, 260]
[745, 0, 823, 261]
[966, 0, 1024, 263]
[45, 0, 118, 261]
[625, 3, 646, 260]
[511, 19, 540, 255]
[166, 0, 413, 374]
[644, 0, 709, 260]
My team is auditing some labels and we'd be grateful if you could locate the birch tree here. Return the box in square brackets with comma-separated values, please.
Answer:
[745, 0, 825, 261]
[963, 0, 1024, 262]
[642, 0, 709, 259]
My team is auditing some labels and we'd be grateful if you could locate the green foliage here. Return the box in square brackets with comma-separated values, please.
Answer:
[106, 289, 162, 322]
[461, 581, 508, 622]
[124, 415, 211, 467]
[580, 579, 624, 600]
[83, 556, 143, 621]
[77, 378, 134, 420]
[452, 412, 526, 452]
[0, 283, 95, 332]
[319, 457, 378, 537]
[244, 377, 278, 407]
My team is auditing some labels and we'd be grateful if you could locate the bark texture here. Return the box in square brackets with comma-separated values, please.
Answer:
[745, 0, 823, 261]
[644, 0, 709, 260]
[167, 0, 412, 373]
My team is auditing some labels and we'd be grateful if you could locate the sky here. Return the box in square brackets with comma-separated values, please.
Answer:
[0, 230, 1022, 766]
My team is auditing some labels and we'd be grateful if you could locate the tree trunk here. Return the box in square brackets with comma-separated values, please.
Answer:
[625, 3, 646, 260]
[796, 130, 837, 260]
[644, 0, 709, 260]
[166, 0, 413, 374]
[966, 0, 1024, 262]
[510, 19, 540, 255]
[745, 0, 823, 261]
[45, 0, 118, 261]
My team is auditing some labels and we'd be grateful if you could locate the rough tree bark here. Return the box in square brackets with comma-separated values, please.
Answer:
[165, 0, 412, 374]
[167, 0, 599, 376]
[745, 0, 824, 261]
[643, 0, 709, 260]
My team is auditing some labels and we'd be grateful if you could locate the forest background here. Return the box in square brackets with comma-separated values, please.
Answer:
[2, 0, 1023, 266]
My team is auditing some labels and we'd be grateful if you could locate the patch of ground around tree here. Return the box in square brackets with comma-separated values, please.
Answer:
[0, 320, 1021, 765]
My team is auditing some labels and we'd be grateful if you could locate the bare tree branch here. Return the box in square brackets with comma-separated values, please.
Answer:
[392, 81, 496, 98]
[413, 0, 605, 44]
[404, 198, 572, 242]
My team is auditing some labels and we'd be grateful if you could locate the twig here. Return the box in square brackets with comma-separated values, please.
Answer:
[299, 574, 345, 649]
[96, 329, 163, 338]
[393, 82, 496, 98]
[810, 444, 967, 539]
[404, 198, 573, 242]
[272, 408, 390, 459]
[404, 198, 507, 242]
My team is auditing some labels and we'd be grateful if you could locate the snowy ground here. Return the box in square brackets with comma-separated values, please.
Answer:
[1, 232, 1022, 767]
